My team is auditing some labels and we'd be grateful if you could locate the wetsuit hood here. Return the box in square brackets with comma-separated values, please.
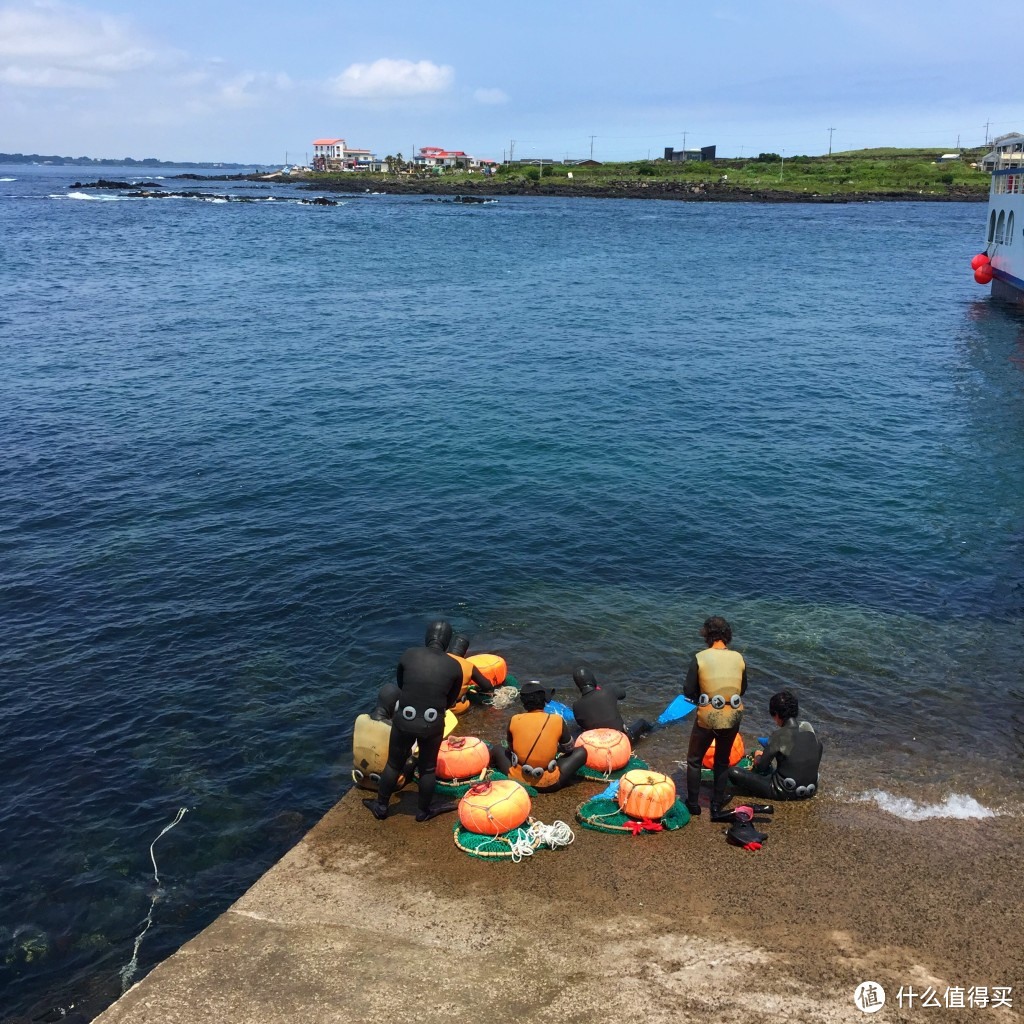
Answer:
[424, 619, 453, 651]
[573, 667, 598, 694]
[448, 634, 470, 657]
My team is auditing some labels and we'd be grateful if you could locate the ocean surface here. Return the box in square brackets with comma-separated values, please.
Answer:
[1, 165, 1022, 1021]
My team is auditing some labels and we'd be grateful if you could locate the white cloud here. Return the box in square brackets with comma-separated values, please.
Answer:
[0, 2, 158, 88]
[218, 70, 293, 108]
[327, 58, 453, 99]
[473, 87, 508, 105]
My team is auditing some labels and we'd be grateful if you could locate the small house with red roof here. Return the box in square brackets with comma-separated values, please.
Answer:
[413, 146, 484, 171]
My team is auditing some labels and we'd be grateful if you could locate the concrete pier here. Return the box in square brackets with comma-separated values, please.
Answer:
[95, 783, 1022, 1024]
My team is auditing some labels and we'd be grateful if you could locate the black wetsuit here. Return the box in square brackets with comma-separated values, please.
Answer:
[376, 645, 463, 813]
[572, 683, 652, 745]
[728, 718, 823, 800]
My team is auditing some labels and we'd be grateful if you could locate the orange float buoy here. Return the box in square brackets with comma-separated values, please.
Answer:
[466, 653, 507, 686]
[458, 779, 531, 835]
[702, 733, 746, 769]
[971, 252, 990, 270]
[452, 697, 471, 715]
[974, 264, 994, 284]
[437, 735, 490, 781]
[618, 770, 676, 820]
[574, 728, 631, 772]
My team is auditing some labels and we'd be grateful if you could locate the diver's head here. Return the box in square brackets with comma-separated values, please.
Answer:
[448, 634, 470, 657]
[572, 667, 598, 694]
[519, 680, 549, 712]
[768, 690, 798, 724]
[700, 616, 733, 646]
[424, 619, 453, 650]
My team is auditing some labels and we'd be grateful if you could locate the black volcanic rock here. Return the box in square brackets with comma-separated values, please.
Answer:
[70, 179, 163, 189]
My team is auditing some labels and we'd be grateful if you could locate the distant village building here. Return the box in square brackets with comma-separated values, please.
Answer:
[413, 146, 481, 170]
[311, 138, 383, 171]
[564, 159, 603, 167]
[980, 133, 1024, 171]
[663, 145, 717, 163]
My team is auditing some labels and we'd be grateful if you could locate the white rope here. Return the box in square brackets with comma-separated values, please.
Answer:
[504, 819, 575, 863]
[487, 686, 519, 710]
[119, 807, 189, 992]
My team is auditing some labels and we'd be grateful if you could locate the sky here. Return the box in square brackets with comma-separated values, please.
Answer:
[1, 0, 1022, 165]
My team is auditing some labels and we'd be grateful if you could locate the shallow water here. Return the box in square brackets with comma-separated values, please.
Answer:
[1, 166, 1022, 1019]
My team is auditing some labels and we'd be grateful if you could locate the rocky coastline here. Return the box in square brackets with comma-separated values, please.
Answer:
[296, 175, 986, 204]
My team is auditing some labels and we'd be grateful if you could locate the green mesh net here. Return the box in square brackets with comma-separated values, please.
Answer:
[435, 769, 537, 799]
[575, 796, 691, 835]
[578, 753, 650, 781]
[453, 822, 534, 859]
[701, 753, 753, 780]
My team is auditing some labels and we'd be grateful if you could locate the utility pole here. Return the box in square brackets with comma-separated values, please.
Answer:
[780, 150, 785, 182]
[510, 139, 515, 162]
[589, 135, 596, 160]
[827, 127, 835, 156]
[984, 121, 991, 145]
[682, 130, 687, 152]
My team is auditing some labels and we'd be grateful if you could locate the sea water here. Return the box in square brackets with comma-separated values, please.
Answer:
[1, 166, 1022, 1019]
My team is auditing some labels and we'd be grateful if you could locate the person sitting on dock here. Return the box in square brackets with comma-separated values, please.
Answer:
[447, 634, 496, 708]
[489, 681, 587, 791]
[363, 620, 464, 822]
[728, 690, 823, 801]
[570, 667, 653, 746]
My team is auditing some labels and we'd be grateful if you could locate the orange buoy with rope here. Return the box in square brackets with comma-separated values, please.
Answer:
[458, 779, 532, 835]
[618, 770, 676, 821]
[574, 728, 632, 772]
[437, 735, 490, 781]
[702, 732, 746, 769]
[466, 653, 507, 687]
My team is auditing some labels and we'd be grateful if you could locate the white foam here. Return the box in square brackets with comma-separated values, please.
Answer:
[62, 191, 127, 201]
[0, 176, 16, 181]
[858, 790, 997, 820]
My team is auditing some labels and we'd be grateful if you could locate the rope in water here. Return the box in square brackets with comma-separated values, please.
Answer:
[119, 807, 189, 992]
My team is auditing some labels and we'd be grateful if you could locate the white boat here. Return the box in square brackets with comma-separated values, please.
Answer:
[982, 133, 1024, 304]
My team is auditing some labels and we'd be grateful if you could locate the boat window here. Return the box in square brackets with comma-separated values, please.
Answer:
[996, 210, 1006, 244]
[1008, 211, 1015, 245]
[988, 209, 996, 242]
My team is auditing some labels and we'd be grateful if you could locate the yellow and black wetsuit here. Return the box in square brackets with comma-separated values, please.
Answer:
[683, 645, 748, 809]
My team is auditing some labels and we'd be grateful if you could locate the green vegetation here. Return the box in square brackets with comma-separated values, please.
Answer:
[305, 147, 991, 197]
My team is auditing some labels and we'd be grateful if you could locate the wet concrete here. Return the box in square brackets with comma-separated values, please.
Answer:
[94, 776, 1022, 1024]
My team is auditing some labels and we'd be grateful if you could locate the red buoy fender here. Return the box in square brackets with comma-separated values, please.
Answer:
[971, 252, 990, 270]
[974, 264, 994, 284]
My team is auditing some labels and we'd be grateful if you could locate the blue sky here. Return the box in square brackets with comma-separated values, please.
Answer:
[2, 0, 1021, 164]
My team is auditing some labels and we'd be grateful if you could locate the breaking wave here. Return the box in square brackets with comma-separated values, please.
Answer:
[857, 790, 998, 820]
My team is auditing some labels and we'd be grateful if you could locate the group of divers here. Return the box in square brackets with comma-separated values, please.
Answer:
[359, 616, 824, 825]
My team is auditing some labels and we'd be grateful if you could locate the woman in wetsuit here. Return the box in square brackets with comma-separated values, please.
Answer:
[683, 616, 747, 817]
[490, 681, 587, 791]
[570, 667, 653, 746]
[363, 620, 464, 822]
[728, 690, 823, 800]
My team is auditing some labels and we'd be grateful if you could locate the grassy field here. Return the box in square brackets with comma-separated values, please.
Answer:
[306, 147, 990, 197]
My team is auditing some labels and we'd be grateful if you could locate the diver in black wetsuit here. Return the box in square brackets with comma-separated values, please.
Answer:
[570, 667, 653, 746]
[363, 620, 464, 822]
[727, 690, 823, 801]
[447, 634, 496, 700]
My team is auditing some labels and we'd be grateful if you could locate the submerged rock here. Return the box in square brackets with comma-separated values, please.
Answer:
[69, 179, 162, 189]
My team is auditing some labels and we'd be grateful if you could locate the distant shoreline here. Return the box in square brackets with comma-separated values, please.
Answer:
[175, 172, 988, 203]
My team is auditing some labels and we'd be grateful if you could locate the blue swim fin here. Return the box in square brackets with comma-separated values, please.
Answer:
[657, 694, 696, 725]
[596, 779, 621, 800]
[547, 699, 574, 722]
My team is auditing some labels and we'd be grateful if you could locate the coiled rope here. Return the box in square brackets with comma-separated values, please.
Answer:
[504, 819, 575, 863]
